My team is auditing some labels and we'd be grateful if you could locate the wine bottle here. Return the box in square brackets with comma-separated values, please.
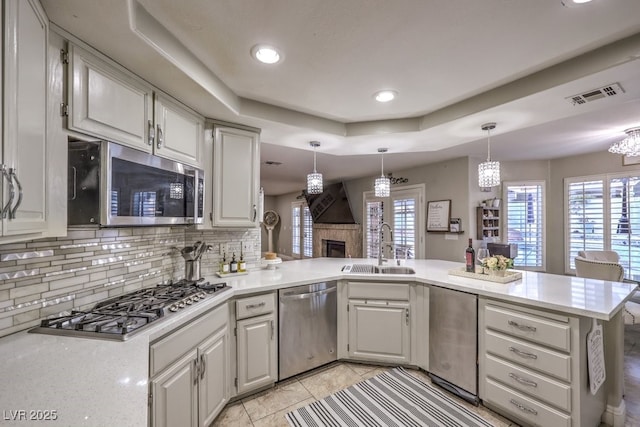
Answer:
[465, 238, 475, 273]
[230, 252, 238, 273]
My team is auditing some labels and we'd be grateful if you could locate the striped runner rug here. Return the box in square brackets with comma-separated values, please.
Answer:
[286, 367, 494, 427]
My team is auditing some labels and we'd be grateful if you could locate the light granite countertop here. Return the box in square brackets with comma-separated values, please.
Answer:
[0, 258, 636, 426]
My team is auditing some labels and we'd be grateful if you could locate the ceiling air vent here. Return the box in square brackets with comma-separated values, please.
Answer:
[566, 83, 624, 106]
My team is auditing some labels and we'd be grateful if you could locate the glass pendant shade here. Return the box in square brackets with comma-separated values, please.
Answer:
[608, 128, 640, 157]
[374, 148, 390, 197]
[306, 141, 323, 194]
[478, 123, 500, 188]
[478, 161, 501, 187]
[374, 175, 391, 197]
[306, 172, 323, 194]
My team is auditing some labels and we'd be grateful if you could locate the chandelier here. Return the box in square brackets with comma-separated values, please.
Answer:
[374, 148, 391, 197]
[608, 128, 640, 157]
[306, 141, 323, 194]
[478, 122, 501, 188]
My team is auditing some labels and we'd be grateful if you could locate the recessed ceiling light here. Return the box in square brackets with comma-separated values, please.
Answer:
[251, 44, 282, 64]
[561, 0, 594, 6]
[374, 90, 397, 103]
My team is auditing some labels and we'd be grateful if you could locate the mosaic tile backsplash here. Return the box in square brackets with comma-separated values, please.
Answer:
[0, 226, 261, 338]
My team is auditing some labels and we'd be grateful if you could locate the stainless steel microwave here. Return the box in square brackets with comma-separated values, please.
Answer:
[68, 140, 204, 227]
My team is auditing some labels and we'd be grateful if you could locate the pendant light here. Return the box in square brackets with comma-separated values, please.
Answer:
[306, 141, 323, 194]
[608, 127, 640, 157]
[478, 122, 501, 188]
[374, 148, 391, 197]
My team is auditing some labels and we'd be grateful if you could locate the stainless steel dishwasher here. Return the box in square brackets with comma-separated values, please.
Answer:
[278, 281, 337, 380]
[429, 285, 479, 405]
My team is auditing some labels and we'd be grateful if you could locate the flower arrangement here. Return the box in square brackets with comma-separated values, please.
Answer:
[482, 255, 514, 271]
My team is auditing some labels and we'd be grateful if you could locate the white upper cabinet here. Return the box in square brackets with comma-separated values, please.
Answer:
[154, 94, 204, 167]
[212, 125, 261, 227]
[67, 44, 203, 167]
[68, 43, 153, 151]
[1, 0, 55, 239]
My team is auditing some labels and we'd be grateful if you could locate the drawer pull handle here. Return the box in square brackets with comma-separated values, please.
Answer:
[510, 398, 538, 416]
[509, 372, 538, 387]
[246, 302, 266, 309]
[508, 346, 538, 360]
[508, 320, 537, 332]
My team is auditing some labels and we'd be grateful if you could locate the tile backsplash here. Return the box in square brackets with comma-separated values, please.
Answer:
[0, 226, 261, 338]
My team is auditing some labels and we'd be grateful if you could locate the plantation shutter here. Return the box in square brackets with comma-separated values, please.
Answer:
[503, 182, 545, 270]
[565, 178, 604, 271]
[610, 176, 640, 281]
[365, 200, 384, 258]
[292, 205, 301, 256]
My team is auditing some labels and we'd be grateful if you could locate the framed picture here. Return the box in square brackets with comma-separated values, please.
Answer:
[449, 218, 461, 232]
[623, 155, 640, 166]
[427, 199, 451, 232]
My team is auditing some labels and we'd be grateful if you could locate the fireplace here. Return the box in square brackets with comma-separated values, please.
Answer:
[313, 223, 362, 258]
[324, 240, 346, 258]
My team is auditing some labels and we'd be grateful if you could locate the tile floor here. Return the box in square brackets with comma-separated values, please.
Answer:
[213, 325, 640, 427]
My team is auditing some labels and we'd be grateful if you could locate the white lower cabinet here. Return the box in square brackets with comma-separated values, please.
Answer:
[198, 329, 230, 427]
[344, 281, 412, 364]
[347, 300, 410, 363]
[151, 349, 198, 427]
[234, 293, 277, 395]
[236, 313, 277, 393]
[478, 298, 607, 427]
[150, 304, 229, 427]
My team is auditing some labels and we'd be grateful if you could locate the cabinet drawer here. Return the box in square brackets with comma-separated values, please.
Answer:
[150, 303, 228, 377]
[484, 354, 571, 412]
[485, 304, 570, 352]
[485, 330, 571, 382]
[347, 282, 410, 301]
[485, 378, 570, 427]
[236, 293, 275, 320]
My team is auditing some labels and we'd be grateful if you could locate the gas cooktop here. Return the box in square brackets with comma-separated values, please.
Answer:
[30, 279, 230, 340]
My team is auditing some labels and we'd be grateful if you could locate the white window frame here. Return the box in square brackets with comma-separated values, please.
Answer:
[362, 184, 425, 260]
[564, 171, 640, 277]
[502, 181, 546, 271]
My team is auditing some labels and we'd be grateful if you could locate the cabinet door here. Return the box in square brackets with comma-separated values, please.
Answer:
[212, 126, 260, 227]
[198, 327, 230, 427]
[154, 94, 203, 167]
[1, 0, 48, 236]
[68, 43, 152, 152]
[348, 300, 410, 363]
[236, 313, 277, 394]
[151, 349, 198, 427]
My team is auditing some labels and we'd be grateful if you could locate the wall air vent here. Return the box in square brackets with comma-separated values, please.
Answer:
[566, 83, 624, 106]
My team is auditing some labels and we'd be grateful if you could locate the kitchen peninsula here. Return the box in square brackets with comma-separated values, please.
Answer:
[0, 258, 636, 427]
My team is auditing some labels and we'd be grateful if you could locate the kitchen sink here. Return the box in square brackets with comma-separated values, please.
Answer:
[378, 266, 416, 274]
[342, 264, 415, 274]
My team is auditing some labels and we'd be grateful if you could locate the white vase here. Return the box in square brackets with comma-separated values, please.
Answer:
[489, 269, 505, 277]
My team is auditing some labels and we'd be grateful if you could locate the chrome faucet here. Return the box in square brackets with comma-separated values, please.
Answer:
[378, 222, 394, 266]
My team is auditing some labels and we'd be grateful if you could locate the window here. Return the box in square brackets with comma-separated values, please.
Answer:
[132, 191, 156, 217]
[503, 181, 545, 270]
[363, 184, 424, 260]
[292, 201, 312, 258]
[565, 173, 640, 280]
